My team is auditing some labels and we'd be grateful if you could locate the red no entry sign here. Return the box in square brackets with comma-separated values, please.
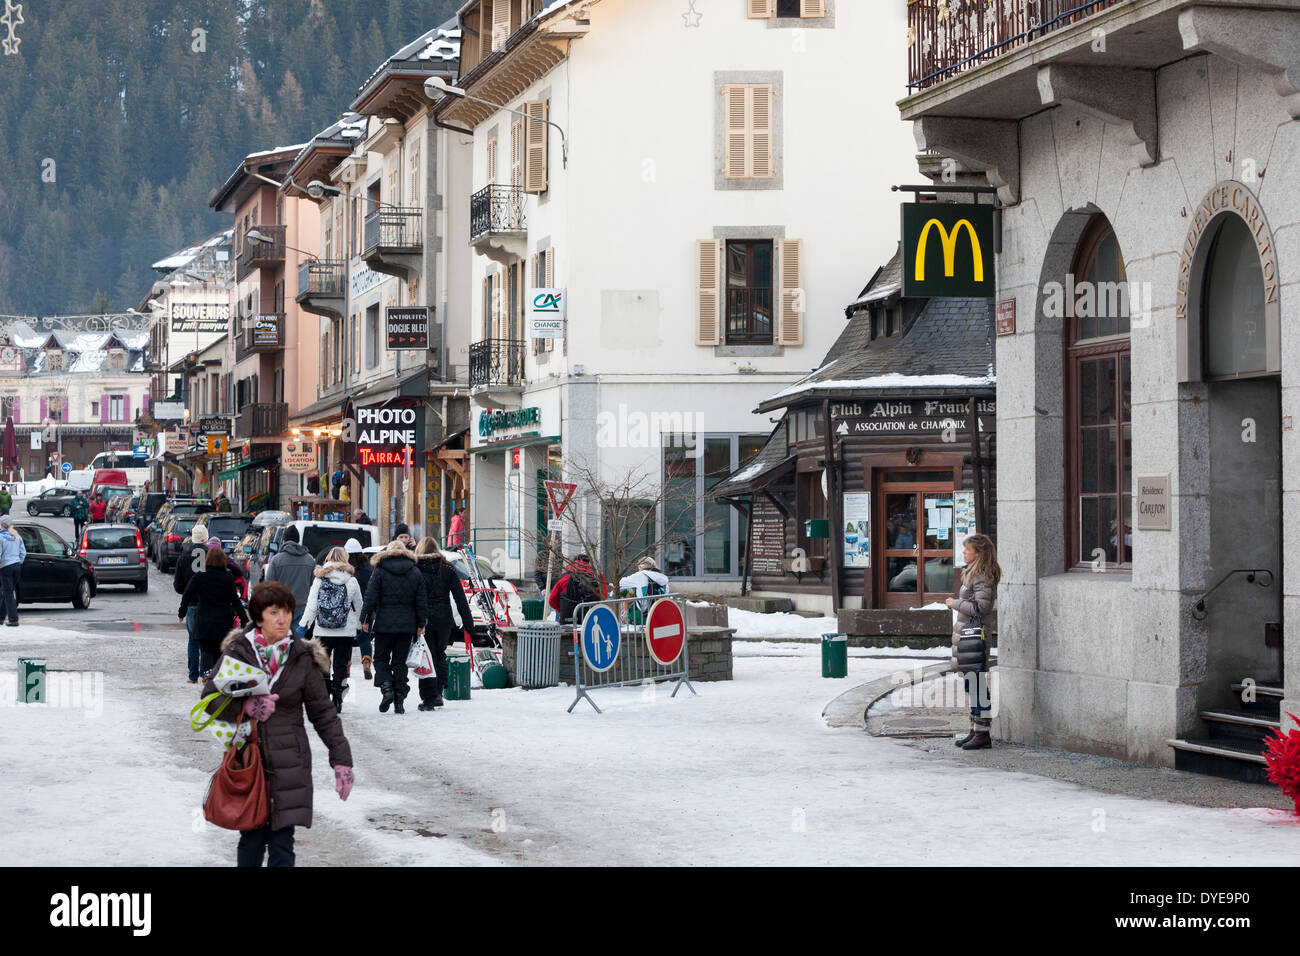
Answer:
[645, 598, 685, 665]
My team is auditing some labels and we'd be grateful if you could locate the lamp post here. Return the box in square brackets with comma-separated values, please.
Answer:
[423, 76, 569, 167]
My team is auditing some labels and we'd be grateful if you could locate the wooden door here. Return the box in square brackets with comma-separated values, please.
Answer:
[875, 469, 957, 608]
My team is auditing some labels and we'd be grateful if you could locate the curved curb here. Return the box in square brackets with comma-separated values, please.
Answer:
[821, 661, 952, 730]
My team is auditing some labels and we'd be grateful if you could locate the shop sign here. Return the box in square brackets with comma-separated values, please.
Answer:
[901, 203, 995, 298]
[842, 492, 871, 569]
[170, 301, 229, 333]
[830, 399, 995, 436]
[478, 406, 542, 443]
[253, 313, 280, 347]
[282, 439, 316, 475]
[351, 266, 384, 298]
[356, 404, 423, 468]
[1135, 474, 1171, 531]
[199, 416, 230, 438]
[996, 298, 1016, 336]
[386, 307, 429, 350]
[750, 498, 785, 574]
[164, 432, 189, 455]
[152, 401, 185, 420]
[528, 288, 565, 339]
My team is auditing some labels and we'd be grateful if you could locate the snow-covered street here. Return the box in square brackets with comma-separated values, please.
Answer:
[2, 607, 1298, 866]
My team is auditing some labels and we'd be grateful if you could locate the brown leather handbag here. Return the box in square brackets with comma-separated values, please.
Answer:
[203, 710, 269, 831]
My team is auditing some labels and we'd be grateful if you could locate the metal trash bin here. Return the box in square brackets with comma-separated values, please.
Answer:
[521, 598, 545, 621]
[821, 634, 848, 679]
[17, 657, 46, 703]
[446, 654, 472, 700]
[516, 622, 562, 689]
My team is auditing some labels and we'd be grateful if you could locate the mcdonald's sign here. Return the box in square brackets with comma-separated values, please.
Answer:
[901, 203, 996, 298]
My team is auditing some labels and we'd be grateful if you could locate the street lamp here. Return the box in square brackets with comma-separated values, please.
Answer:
[424, 75, 569, 167]
[245, 228, 319, 261]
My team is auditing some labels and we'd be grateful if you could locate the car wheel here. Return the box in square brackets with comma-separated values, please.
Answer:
[72, 576, 93, 609]
[26, 503, 37, 516]
[134, 577, 148, 594]
[61, 505, 72, 517]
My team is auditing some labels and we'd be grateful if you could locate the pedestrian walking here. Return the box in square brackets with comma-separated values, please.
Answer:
[263, 526, 316, 637]
[208, 536, 247, 599]
[415, 537, 473, 711]
[213, 493, 233, 514]
[0, 483, 11, 516]
[71, 492, 88, 544]
[180, 548, 250, 676]
[0, 516, 25, 627]
[618, 556, 670, 620]
[298, 547, 363, 714]
[199, 581, 354, 867]
[175, 523, 210, 683]
[392, 522, 414, 549]
[947, 533, 1000, 751]
[88, 493, 108, 524]
[360, 540, 428, 714]
[447, 508, 465, 549]
[345, 538, 374, 680]
[352, 510, 371, 525]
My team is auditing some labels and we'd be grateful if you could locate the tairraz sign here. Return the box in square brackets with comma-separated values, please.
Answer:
[357, 404, 423, 468]
[528, 288, 565, 339]
[386, 307, 429, 350]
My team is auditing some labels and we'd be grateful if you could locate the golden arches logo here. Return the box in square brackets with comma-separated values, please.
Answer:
[914, 218, 984, 283]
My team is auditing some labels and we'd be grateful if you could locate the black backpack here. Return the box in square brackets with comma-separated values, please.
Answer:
[561, 570, 600, 624]
[645, 577, 666, 598]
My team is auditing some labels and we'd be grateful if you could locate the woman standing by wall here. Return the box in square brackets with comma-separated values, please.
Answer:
[946, 534, 1000, 751]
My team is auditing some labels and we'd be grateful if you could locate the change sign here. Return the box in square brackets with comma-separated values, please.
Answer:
[386, 307, 429, 350]
[901, 202, 995, 298]
[528, 288, 565, 339]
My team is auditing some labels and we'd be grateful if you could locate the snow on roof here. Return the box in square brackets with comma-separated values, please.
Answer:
[245, 144, 309, 159]
[151, 230, 233, 273]
[358, 20, 462, 93]
[8, 321, 43, 348]
[767, 370, 996, 402]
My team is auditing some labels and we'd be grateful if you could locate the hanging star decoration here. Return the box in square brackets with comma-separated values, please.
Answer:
[906, 24, 916, 48]
[682, 0, 702, 28]
[1, 0, 22, 55]
[936, 0, 950, 23]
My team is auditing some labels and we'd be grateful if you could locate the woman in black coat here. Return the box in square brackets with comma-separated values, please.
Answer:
[179, 547, 249, 676]
[414, 538, 475, 711]
[360, 540, 428, 714]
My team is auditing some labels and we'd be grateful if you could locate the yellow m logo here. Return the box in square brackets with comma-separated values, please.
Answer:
[914, 218, 984, 283]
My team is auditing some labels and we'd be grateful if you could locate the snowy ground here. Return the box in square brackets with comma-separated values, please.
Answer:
[722, 604, 953, 641]
[3, 614, 1299, 866]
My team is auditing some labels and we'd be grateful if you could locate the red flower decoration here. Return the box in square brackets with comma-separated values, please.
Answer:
[1264, 714, 1300, 815]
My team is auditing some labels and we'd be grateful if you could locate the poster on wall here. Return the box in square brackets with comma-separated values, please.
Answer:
[953, 491, 977, 566]
[842, 492, 871, 568]
[750, 498, 785, 574]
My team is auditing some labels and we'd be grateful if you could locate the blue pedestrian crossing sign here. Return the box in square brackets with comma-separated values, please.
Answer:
[580, 605, 621, 673]
[61, 462, 72, 475]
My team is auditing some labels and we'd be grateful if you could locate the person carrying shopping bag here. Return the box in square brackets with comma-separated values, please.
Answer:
[180, 547, 250, 677]
[360, 540, 428, 714]
[946, 533, 1000, 751]
[414, 537, 474, 711]
[199, 581, 353, 867]
[298, 547, 363, 714]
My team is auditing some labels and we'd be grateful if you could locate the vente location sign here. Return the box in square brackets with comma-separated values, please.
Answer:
[356, 403, 423, 468]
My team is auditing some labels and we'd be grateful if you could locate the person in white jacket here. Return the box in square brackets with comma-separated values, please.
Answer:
[299, 546, 364, 713]
[618, 556, 671, 621]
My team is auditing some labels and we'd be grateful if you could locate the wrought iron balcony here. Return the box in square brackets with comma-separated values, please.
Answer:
[470, 185, 526, 243]
[234, 402, 288, 440]
[236, 223, 286, 280]
[296, 260, 346, 320]
[469, 338, 525, 391]
[907, 0, 1124, 91]
[235, 313, 285, 361]
[363, 207, 423, 255]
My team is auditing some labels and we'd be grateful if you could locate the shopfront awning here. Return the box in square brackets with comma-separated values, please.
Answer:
[217, 456, 276, 481]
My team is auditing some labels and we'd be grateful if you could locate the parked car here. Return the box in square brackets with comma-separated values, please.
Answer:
[205, 514, 254, 556]
[78, 523, 149, 593]
[233, 510, 291, 578]
[105, 493, 137, 524]
[133, 491, 168, 532]
[155, 514, 203, 573]
[90, 469, 129, 497]
[12, 522, 95, 609]
[147, 499, 214, 562]
[25, 486, 78, 517]
[246, 519, 380, 589]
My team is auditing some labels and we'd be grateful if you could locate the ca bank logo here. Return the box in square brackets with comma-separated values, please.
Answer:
[915, 218, 984, 283]
[533, 291, 563, 314]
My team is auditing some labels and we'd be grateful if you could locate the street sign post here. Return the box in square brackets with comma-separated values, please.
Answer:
[545, 480, 578, 518]
[645, 598, 686, 665]
[61, 462, 72, 475]
[579, 605, 621, 673]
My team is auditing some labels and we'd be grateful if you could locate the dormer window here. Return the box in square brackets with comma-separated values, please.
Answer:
[107, 349, 127, 371]
[46, 349, 64, 371]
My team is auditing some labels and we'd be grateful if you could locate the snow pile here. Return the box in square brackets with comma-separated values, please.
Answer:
[727, 607, 839, 639]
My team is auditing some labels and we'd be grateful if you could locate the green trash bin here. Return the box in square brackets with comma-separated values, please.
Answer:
[521, 598, 545, 622]
[446, 654, 472, 700]
[821, 634, 848, 679]
[17, 657, 46, 703]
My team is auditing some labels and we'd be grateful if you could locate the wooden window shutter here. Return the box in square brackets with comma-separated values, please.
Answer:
[800, 0, 826, 16]
[748, 0, 775, 17]
[482, 276, 490, 339]
[696, 239, 723, 346]
[723, 85, 747, 179]
[491, 0, 510, 50]
[486, 136, 498, 185]
[510, 117, 523, 190]
[776, 238, 804, 346]
[524, 100, 549, 194]
[530, 254, 539, 355]
[724, 85, 775, 179]
[751, 85, 774, 178]
[494, 272, 506, 340]
[545, 249, 555, 351]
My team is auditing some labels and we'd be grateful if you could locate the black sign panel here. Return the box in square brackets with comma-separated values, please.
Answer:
[253, 314, 280, 346]
[829, 398, 995, 436]
[199, 416, 230, 438]
[901, 203, 995, 298]
[751, 498, 786, 574]
[386, 307, 429, 351]
[356, 402, 424, 468]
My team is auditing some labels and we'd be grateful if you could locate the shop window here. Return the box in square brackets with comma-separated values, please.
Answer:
[366, 305, 380, 369]
[1066, 216, 1132, 569]
[1203, 215, 1267, 378]
[662, 434, 765, 579]
[602, 500, 655, 581]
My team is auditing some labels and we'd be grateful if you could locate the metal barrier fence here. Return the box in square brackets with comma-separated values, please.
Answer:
[568, 593, 697, 714]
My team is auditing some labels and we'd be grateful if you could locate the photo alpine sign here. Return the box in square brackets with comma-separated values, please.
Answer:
[528, 288, 565, 339]
[356, 403, 424, 468]
[386, 307, 429, 351]
[901, 202, 995, 298]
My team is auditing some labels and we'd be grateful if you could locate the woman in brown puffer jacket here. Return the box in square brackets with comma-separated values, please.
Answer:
[201, 581, 354, 867]
[947, 533, 1000, 751]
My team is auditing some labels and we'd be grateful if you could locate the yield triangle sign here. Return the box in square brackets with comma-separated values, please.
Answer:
[545, 480, 578, 518]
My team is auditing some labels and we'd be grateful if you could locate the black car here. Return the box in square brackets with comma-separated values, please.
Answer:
[25, 487, 78, 517]
[147, 499, 214, 563]
[205, 514, 253, 556]
[13, 523, 95, 609]
[106, 493, 136, 524]
[156, 514, 203, 573]
[134, 492, 168, 532]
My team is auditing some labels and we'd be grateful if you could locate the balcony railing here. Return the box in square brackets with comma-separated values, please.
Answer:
[297, 260, 346, 298]
[235, 313, 285, 361]
[235, 223, 286, 279]
[470, 185, 526, 244]
[363, 207, 423, 254]
[235, 402, 288, 440]
[469, 338, 525, 390]
[907, 0, 1124, 91]
[726, 287, 774, 345]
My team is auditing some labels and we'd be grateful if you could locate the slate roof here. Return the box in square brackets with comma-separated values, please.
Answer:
[710, 420, 795, 500]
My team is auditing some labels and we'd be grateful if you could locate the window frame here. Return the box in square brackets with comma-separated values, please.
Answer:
[1064, 216, 1132, 572]
[723, 238, 775, 345]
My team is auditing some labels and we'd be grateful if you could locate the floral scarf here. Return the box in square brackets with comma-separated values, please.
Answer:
[250, 628, 292, 680]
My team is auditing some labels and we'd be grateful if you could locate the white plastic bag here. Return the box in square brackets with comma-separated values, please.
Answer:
[407, 635, 435, 677]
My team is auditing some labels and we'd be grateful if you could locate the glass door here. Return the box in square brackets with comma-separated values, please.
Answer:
[876, 471, 956, 608]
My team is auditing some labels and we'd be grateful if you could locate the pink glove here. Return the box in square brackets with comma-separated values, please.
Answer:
[243, 694, 278, 721]
[335, 766, 354, 801]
